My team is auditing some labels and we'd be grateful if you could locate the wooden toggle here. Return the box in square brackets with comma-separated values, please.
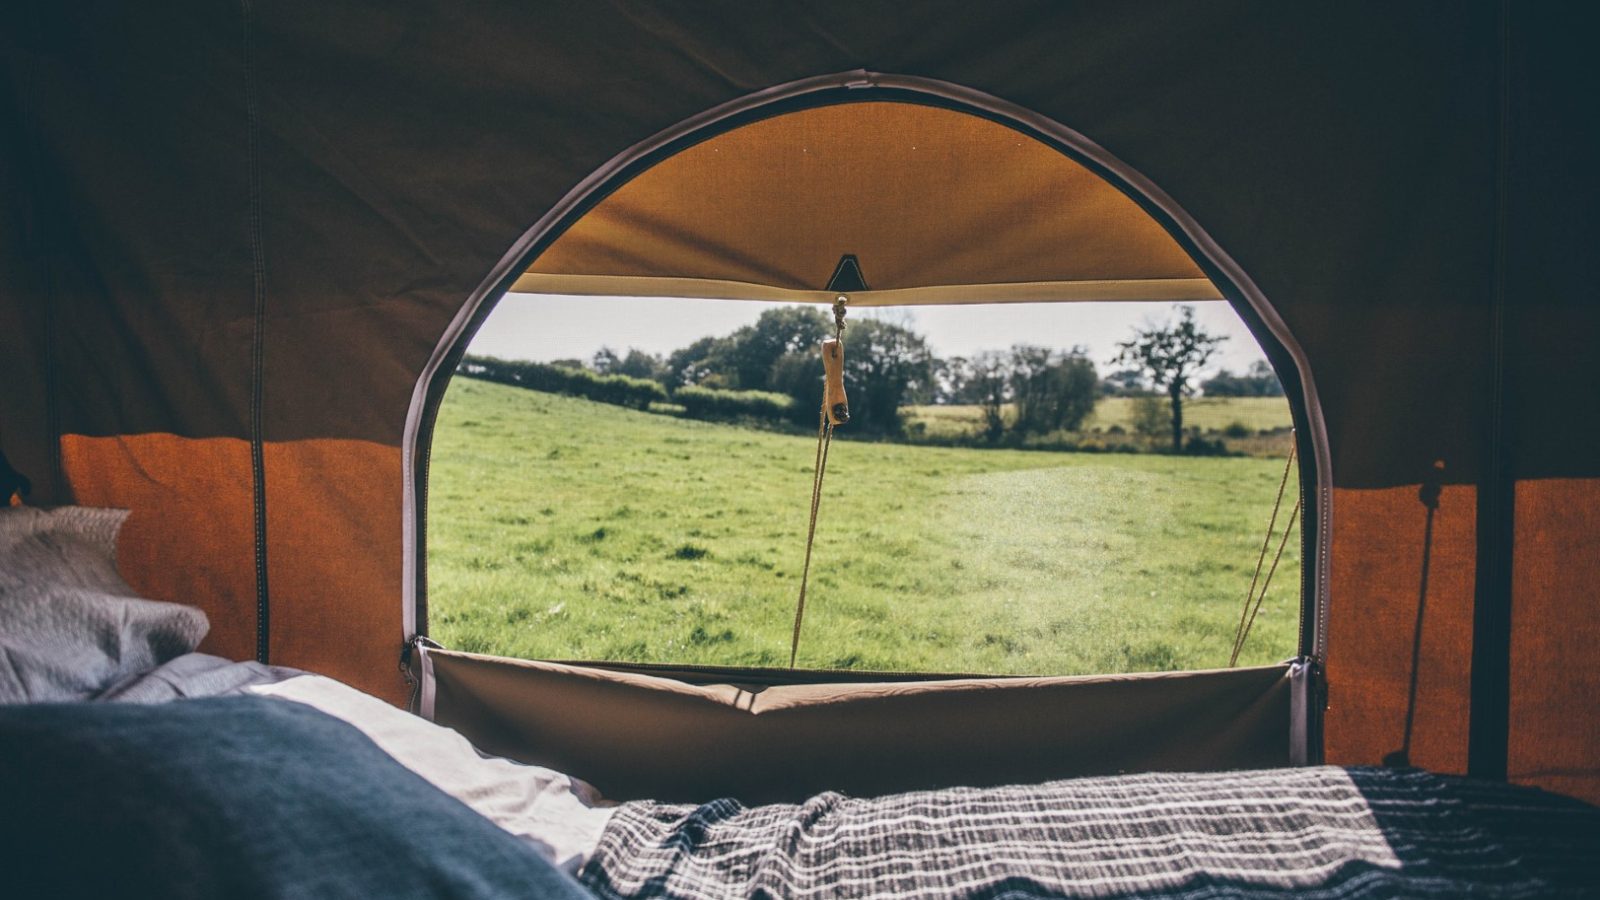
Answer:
[822, 337, 849, 426]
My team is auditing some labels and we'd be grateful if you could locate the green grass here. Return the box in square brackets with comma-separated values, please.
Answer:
[428, 379, 1301, 675]
[906, 396, 1293, 440]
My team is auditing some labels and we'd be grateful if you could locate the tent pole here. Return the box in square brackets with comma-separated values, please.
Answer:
[1467, 0, 1514, 783]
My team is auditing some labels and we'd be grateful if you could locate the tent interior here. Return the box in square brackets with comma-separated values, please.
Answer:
[3, 1, 1599, 895]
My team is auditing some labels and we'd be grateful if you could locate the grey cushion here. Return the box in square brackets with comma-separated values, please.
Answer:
[0, 506, 209, 703]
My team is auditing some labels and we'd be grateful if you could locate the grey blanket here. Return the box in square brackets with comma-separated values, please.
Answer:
[0, 506, 209, 704]
[580, 766, 1600, 899]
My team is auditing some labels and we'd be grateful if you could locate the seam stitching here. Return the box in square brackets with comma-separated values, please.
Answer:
[242, 0, 270, 664]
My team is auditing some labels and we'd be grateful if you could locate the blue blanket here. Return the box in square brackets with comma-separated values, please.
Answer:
[0, 696, 593, 899]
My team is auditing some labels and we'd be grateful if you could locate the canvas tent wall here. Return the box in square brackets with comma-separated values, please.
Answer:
[2, 2, 1596, 803]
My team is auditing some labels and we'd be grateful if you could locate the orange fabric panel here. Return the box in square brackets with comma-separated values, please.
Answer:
[1324, 485, 1476, 774]
[529, 102, 1207, 295]
[56, 434, 408, 706]
[1510, 478, 1600, 804]
[264, 439, 408, 705]
[59, 434, 258, 664]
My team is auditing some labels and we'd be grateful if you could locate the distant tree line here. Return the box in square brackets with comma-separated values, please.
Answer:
[645, 307, 1106, 439]
[463, 304, 1280, 447]
[1199, 361, 1285, 397]
[590, 307, 945, 434]
[459, 355, 796, 423]
[457, 356, 667, 410]
[673, 385, 793, 421]
[935, 348, 1098, 441]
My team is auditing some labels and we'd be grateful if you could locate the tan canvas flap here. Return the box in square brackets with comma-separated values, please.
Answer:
[517, 102, 1220, 305]
[421, 649, 1292, 804]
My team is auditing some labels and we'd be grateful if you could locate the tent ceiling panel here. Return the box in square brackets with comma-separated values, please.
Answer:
[516, 102, 1220, 305]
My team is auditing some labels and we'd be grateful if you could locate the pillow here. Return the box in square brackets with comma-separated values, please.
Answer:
[0, 696, 595, 900]
[0, 505, 208, 703]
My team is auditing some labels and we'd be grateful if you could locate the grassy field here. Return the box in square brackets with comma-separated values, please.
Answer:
[906, 396, 1293, 440]
[428, 379, 1301, 675]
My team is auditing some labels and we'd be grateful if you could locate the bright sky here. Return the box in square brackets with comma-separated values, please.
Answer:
[469, 294, 1271, 376]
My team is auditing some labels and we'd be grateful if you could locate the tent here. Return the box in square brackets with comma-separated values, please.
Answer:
[2, 2, 1595, 804]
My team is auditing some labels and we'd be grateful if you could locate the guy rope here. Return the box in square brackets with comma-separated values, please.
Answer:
[789, 295, 850, 668]
[1229, 433, 1300, 667]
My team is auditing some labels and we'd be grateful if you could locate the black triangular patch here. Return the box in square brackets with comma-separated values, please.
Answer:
[824, 254, 869, 293]
[0, 448, 31, 503]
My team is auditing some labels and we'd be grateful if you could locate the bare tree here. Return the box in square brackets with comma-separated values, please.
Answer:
[1112, 305, 1227, 451]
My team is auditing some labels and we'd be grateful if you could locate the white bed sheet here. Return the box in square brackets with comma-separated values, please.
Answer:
[247, 675, 615, 873]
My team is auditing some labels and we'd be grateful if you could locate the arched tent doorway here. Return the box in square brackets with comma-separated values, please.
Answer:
[404, 73, 1332, 797]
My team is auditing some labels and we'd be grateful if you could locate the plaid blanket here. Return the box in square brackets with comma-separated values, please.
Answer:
[579, 766, 1599, 899]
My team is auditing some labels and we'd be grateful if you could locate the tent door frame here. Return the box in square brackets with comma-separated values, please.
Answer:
[402, 70, 1334, 762]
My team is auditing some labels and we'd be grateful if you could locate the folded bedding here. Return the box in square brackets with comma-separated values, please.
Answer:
[581, 765, 1600, 899]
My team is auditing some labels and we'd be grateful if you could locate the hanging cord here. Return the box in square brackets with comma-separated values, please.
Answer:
[1229, 435, 1301, 667]
[790, 296, 848, 668]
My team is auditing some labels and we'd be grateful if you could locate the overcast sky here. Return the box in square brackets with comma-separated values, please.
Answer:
[469, 294, 1272, 376]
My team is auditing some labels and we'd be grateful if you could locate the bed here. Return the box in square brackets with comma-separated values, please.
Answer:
[4, 505, 1598, 899]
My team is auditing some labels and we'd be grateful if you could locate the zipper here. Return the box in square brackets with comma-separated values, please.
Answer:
[1296, 443, 1310, 660]
[416, 418, 433, 634]
[400, 634, 443, 713]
